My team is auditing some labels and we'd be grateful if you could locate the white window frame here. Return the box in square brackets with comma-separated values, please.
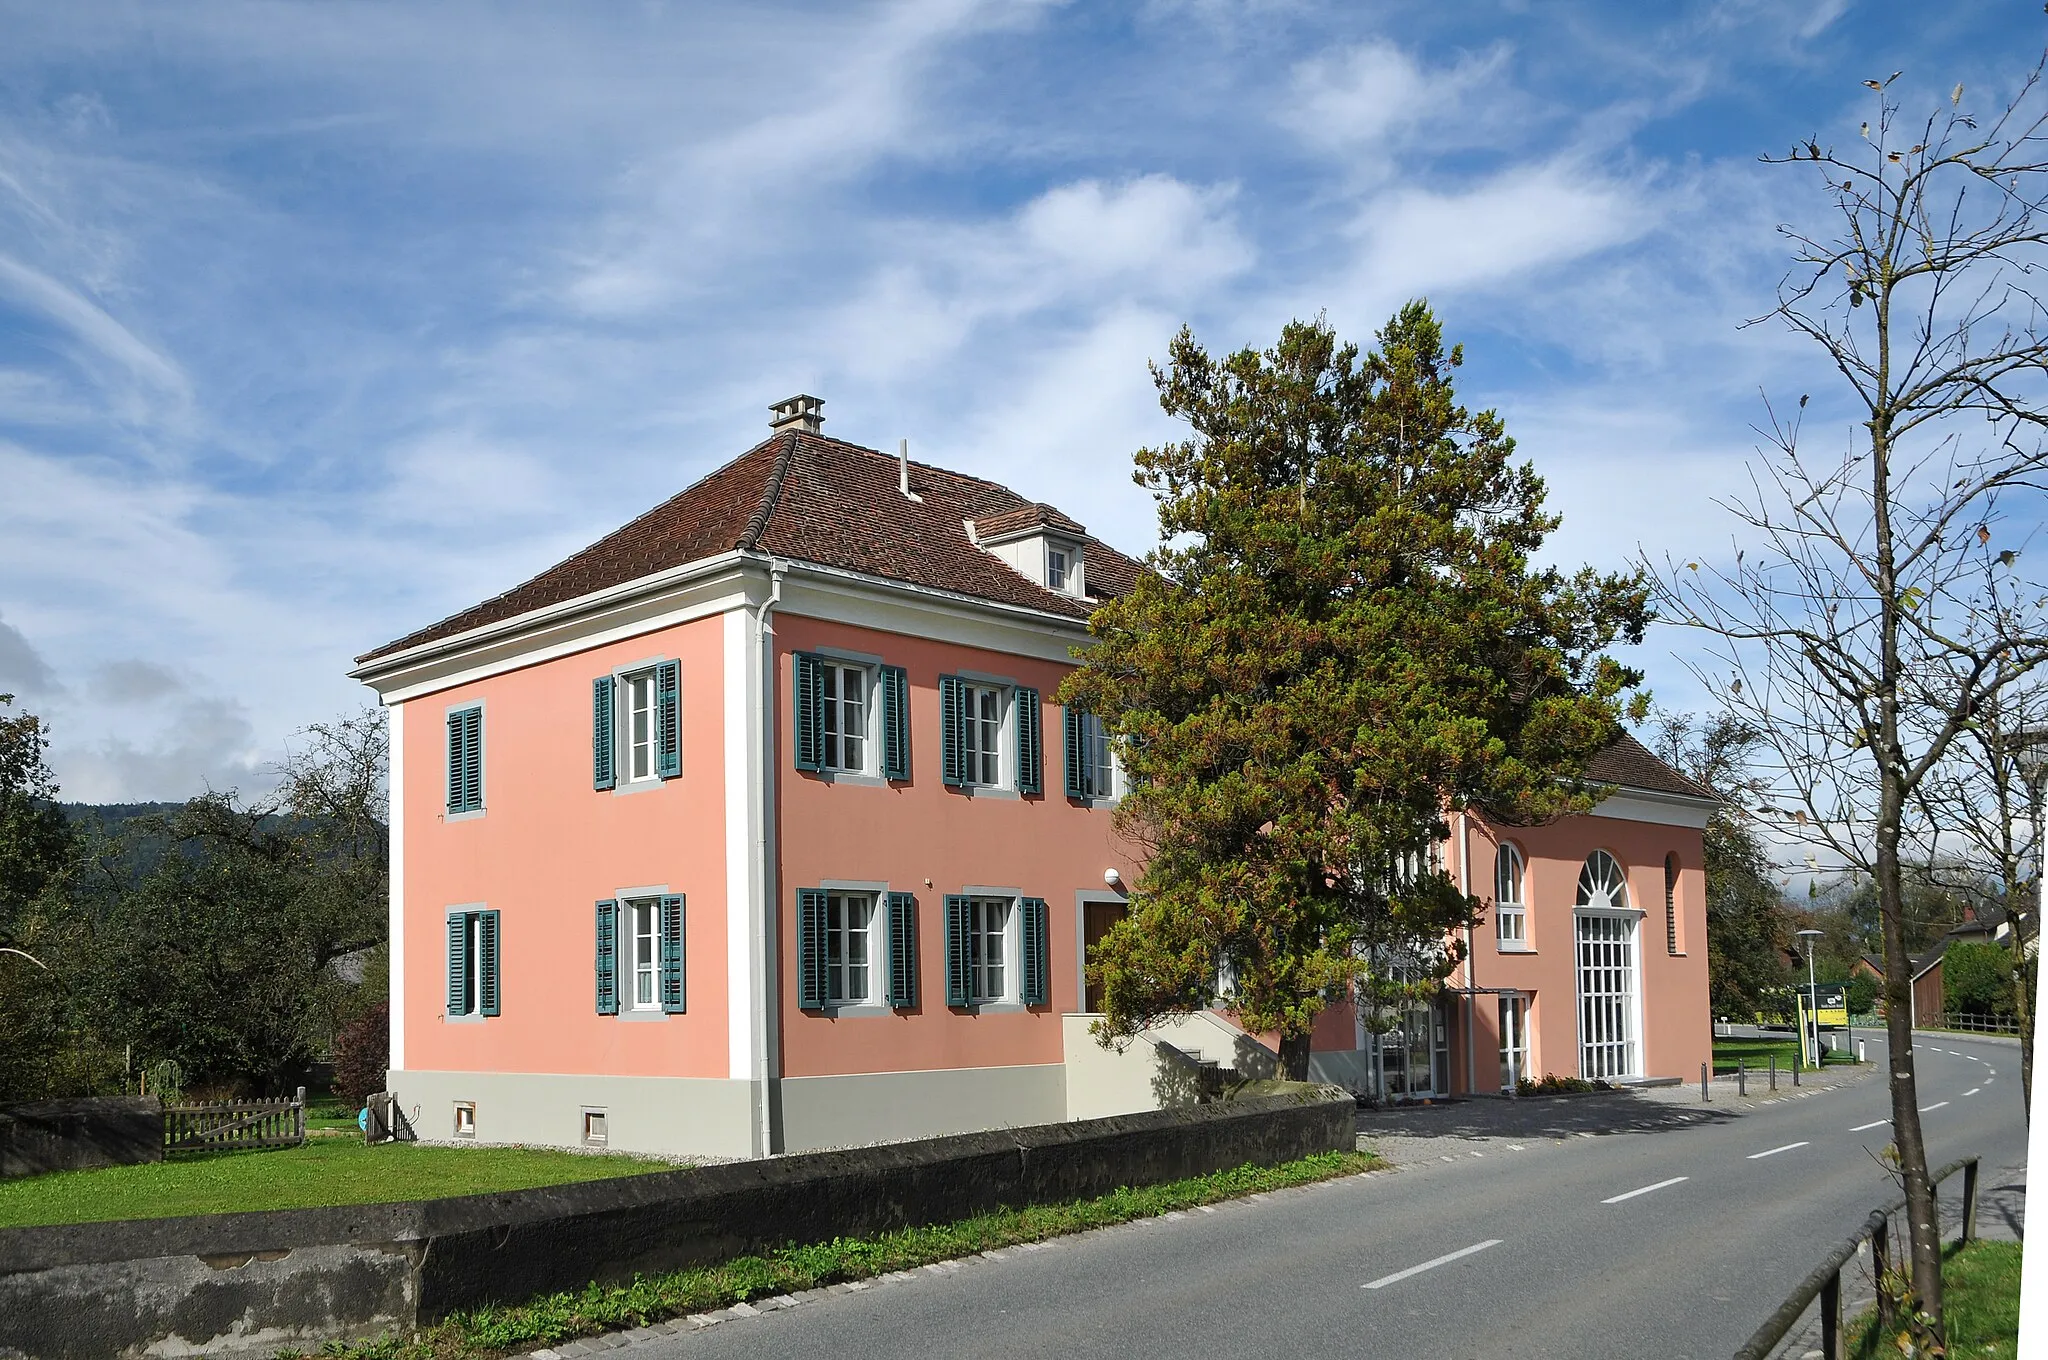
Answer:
[966, 895, 1014, 1004]
[452, 1101, 476, 1138]
[1574, 851, 1643, 1082]
[961, 682, 1008, 789]
[1046, 547, 1069, 592]
[819, 659, 875, 776]
[1498, 994, 1529, 1090]
[620, 668, 658, 785]
[626, 896, 660, 1012]
[582, 1108, 608, 1146]
[1495, 843, 1529, 952]
[824, 890, 878, 1006]
[1076, 710, 1119, 800]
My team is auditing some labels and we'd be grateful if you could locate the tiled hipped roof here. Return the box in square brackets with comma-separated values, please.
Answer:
[358, 432, 1145, 662]
[1583, 732, 1718, 801]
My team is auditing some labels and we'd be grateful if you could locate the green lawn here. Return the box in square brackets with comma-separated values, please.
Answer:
[1852, 1239, 2020, 1359]
[1713, 1035, 1859, 1075]
[0, 1139, 676, 1229]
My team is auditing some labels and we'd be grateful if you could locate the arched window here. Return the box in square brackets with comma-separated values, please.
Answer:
[1494, 844, 1527, 949]
[1576, 850, 1629, 911]
[1664, 853, 1681, 954]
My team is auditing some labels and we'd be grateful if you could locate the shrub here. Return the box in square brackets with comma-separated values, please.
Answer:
[1516, 1073, 1612, 1095]
[1942, 942, 2015, 1019]
[330, 1000, 388, 1111]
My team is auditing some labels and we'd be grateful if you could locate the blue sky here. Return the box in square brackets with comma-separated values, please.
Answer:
[0, 0, 2036, 801]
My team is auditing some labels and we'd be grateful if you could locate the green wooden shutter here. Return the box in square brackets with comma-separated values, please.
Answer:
[939, 676, 965, 786]
[1016, 686, 1042, 794]
[656, 660, 682, 779]
[881, 665, 910, 781]
[592, 677, 616, 791]
[659, 893, 686, 1013]
[478, 910, 502, 1017]
[793, 654, 822, 772]
[945, 894, 971, 1005]
[446, 913, 469, 1014]
[446, 713, 465, 814]
[886, 892, 918, 1008]
[1063, 706, 1085, 799]
[1020, 897, 1049, 1007]
[466, 708, 484, 811]
[594, 899, 619, 1015]
[796, 888, 828, 1009]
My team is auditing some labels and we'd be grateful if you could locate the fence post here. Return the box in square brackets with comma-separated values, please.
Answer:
[296, 1086, 307, 1144]
[1873, 1214, 1893, 1330]
[1820, 1266, 1842, 1360]
[1769, 1054, 1778, 1092]
[1962, 1159, 1979, 1244]
[1701, 1062, 1710, 1102]
[1737, 1061, 1746, 1098]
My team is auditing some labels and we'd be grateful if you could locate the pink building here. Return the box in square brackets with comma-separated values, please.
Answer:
[351, 396, 1715, 1158]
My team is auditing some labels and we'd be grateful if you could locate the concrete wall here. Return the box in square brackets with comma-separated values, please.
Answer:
[0, 1092, 1353, 1360]
[778, 1063, 1064, 1151]
[0, 1098, 161, 1180]
[386, 1069, 755, 1160]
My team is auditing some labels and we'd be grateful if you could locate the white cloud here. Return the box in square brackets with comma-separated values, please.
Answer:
[1283, 38, 1515, 165]
[0, 612, 59, 697]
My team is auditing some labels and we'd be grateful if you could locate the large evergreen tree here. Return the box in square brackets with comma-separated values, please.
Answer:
[1062, 307, 1651, 1078]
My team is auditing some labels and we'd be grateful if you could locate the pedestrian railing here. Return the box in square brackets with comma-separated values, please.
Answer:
[1731, 1155, 1980, 1360]
[164, 1085, 307, 1152]
[1925, 1013, 2020, 1035]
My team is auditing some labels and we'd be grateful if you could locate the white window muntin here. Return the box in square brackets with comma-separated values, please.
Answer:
[820, 661, 872, 775]
[966, 895, 1013, 1003]
[626, 897, 660, 1011]
[825, 891, 877, 1005]
[623, 670, 656, 783]
[1077, 710, 1117, 799]
[1495, 842, 1527, 950]
[1046, 547, 1068, 591]
[1575, 911, 1640, 1080]
[963, 682, 1006, 787]
[1498, 994, 1529, 1090]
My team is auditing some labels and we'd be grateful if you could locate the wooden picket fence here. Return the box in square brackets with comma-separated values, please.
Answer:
[164, 1086, 306, 1152]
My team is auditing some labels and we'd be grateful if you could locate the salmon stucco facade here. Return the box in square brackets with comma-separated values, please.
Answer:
[352, 396, 1716, 1159]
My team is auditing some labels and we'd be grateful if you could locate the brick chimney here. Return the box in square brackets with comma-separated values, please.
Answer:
[769, 394, 824, 434]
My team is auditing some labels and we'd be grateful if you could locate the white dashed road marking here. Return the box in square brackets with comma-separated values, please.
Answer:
[1603, 1177, 1688, 1205]
[1850, 1120, 1889, 1132]
[1748, 1142, 1810, 1160]
[1963, 1088, 1981, 1098]
[1364, 1240, 1502, 1290]
[1920, 1101, 1950, 1113]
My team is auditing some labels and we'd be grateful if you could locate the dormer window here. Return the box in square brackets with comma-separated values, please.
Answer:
[1047, 548, 1069, 592]
[965, 504, 1092, 597]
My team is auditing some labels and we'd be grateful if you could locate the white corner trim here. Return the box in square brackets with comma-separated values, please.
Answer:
[723, 606, 754, 1086]
[388, 700, 405, 1074]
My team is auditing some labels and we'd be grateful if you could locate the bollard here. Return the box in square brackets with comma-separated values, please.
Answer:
[1769, 1055, 1778, 1092]
[1963, 1160, 1979, 1243]
[1858, 1039, 1867, 1062]
[1701, 1061, 1710, 1102]
[1737, 1061, 1747, 1098]
[1793, 1059, 1801, 1087]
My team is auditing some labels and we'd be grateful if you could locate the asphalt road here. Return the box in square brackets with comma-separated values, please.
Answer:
[612, 1032, 2026, 1360]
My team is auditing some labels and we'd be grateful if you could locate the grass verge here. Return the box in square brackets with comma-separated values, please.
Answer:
[0, 1140, 672, 1228]
[284, 1148, 1383, 1360]
[1850, 1240, 2021, 1359]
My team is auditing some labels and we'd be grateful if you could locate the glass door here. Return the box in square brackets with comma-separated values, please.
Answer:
[1576, 914, 1639, 1079]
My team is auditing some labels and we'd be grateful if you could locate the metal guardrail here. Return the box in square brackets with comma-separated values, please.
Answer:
[1732, 1156, 1980, 1360]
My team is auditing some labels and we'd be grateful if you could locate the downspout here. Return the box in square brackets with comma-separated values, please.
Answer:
[753, 560, 787, 1155]
[1459, 811, 1477, 1097]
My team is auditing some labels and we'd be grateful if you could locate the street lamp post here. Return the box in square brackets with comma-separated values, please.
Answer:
[1796, 928, 1825, 1069]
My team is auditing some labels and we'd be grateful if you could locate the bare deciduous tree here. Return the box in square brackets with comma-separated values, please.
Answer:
[1653, 61, 2048, 1334]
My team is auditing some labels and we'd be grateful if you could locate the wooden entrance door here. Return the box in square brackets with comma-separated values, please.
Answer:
[1082, 900, 1127, 1013]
